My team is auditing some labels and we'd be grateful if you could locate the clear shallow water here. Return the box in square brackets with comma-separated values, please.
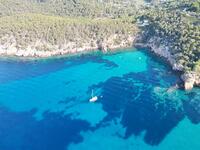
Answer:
[0, 48, 200, 150]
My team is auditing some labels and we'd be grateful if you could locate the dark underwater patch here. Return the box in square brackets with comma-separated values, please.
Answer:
[90, 59, 196, 146]
[183, 97, 200, 124]
[0, 59, 68, 83]
[0, 107, 90, 150]
[121, 92, 184, 146]
[0, 50, 199, 149]
[95, 73, 185, 146]
[0, 54, 117, 83]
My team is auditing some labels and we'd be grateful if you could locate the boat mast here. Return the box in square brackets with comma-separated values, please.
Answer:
[91, 89, 94, 97]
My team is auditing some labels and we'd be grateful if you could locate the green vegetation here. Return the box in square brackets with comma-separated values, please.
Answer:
[188, 1, 200, 12]
[0, 0, 142, 51]
[0, 0, 143, 18]
[139, 0, 200, 74]
[194, 60, 200, 73]
[0, 0, 199, 80]
[0, 13, 138, 50]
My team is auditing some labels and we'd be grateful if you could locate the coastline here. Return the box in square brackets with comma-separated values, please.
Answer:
[0, 39, 199, 90]
[134, 43, 200, 90]
[0, 39, 137, 62]
[0, 46, 134, 60]
[0, 47, 137, 62]
[0, 35, 135, 58]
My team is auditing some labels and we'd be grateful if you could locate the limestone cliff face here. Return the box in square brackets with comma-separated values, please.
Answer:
[146, 38, 184, 71]
[181, 73, 200, 90]
[141, 37, 199, 90]
[0, 35, 135, 57]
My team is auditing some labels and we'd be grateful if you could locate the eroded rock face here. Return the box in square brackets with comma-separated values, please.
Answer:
[196, 78, 200, 85]
[147, 38, 184, 71]
[194, 75, 200, 87]
[181, 72, 200, 90]
[0, 35, 135, 58]
[184, 81, 194, 90]
[138, 37, 200, 90]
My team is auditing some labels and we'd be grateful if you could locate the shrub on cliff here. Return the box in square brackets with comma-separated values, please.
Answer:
[140, 0, 200, 73]
[194, 60, 200, 73]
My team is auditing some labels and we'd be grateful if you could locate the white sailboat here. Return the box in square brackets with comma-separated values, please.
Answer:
[89, 90, 98, 102]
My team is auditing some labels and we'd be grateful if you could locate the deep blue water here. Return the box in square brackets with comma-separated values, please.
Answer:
[0, 48, 200, 150]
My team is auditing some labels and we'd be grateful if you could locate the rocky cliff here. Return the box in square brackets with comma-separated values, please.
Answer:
[0, 35, 135, 58]
[136, 37, 200, 90]
[181, 72, 200, 90]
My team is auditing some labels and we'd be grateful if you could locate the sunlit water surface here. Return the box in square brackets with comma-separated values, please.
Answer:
[0, 48, 200, 150]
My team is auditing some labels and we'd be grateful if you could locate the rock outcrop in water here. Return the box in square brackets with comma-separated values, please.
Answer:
[148, 41, 200, 90]
[181, 73, 200, 90]
[149, 44, 200, 90]
[135, 37, 200, 90]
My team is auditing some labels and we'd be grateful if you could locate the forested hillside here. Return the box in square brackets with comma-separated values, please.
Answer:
[0, 0, 143, 17]
[0, 0, 199, 88]
[0, 14, 138, 52]
[138, 0, 200, 89]
[0, 0, 143, 56]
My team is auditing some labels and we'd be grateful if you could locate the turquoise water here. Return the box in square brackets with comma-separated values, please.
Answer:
[0, 48, 200, 150]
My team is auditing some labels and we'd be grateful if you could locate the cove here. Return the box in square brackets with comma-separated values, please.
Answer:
[0, 48, 200, 150]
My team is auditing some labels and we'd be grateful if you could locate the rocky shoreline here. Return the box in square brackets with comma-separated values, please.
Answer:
[149, 44, 200, 90]
[134, 40, 200, 90]
[0, 35, 135, 58]
[0, 35, 199, 90]
[181, 73, 200, 90]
